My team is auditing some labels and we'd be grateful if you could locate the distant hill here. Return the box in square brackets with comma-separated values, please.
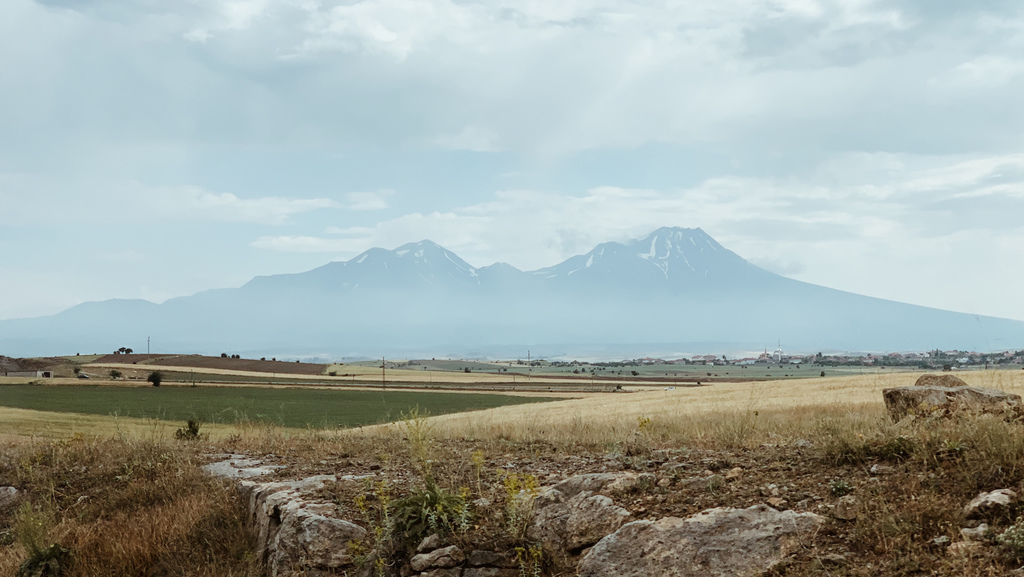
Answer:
[2, 227, 1023, 358]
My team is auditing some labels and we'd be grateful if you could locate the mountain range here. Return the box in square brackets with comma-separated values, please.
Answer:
[3, 227, 1023, 359]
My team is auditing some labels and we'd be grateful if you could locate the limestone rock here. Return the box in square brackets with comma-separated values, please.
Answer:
[466, 550, 514, 568]
[545, 472, 655, 499]
[238, 475, 368, 577]
[578, 505, 824, 577]
[832, 495, 859, 521]
[417, 569, 462, 577]
[869, 464, 895, 475]
[960, 524, 990, 542]
[915, 374, 969, 388]
[882, 384, 1023, 423]
[0, 486, 18, 509]
[964, 489, 1018, 519]
[410, 545, 464, 572]
[203, 454, 285, 479]
[529, 491, 632, 552]
[417, 533, 442, 553]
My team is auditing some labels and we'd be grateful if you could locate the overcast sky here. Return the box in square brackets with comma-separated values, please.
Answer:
[2, 0, 1023, 322]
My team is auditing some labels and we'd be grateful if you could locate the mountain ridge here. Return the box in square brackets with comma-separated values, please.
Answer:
[2, 227, 1023, 358]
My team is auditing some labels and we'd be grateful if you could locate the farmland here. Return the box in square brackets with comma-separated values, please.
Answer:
[0, 384, 555, 429]
[5, 358, 1024, 577]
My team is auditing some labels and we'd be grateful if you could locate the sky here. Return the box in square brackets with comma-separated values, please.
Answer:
[2, 0, 1023, 322]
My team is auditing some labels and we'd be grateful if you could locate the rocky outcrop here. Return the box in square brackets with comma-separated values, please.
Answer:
[577, 505, 824, 577]
[205, 456, 371, 577]
[914, 374, 969, 388]
[882, 381, 1023, 423]
[963, 488, 1018, 519]
[529, 491, 631, 553]
[527, 472, 651, 554]
[410, 545, 464, 572]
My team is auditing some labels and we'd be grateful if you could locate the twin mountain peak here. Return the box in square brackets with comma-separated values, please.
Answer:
[244, 227, 766, 294]
[4, 227, 1023, 356]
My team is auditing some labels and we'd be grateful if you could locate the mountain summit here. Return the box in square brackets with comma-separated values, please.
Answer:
[2, 227, 1023, 357]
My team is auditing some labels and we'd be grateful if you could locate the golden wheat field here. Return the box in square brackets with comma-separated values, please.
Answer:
[4, 370, 1021, 442]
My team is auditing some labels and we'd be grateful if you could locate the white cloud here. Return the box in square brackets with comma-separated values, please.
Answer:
[183, 28, 212, 43]
[149, 186, 341, 225]
[345, 190, 394, 211]
[433, 125, 501, 152]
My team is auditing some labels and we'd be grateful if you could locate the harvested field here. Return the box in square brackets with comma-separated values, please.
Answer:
[90, 354, 329, 375]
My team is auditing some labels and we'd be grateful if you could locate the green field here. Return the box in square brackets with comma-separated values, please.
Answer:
[0, 384, 555, 429]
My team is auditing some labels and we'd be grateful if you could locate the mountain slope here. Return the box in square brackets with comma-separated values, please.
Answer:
[1, 227, 1023, 357]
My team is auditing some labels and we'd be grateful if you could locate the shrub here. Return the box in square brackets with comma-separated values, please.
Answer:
[147, 371, 162, 387]
[998, 516, 1024, 561]
[174, 419, 202, 441]
[13, 503, 70, 577]
[109, 369, 122, 380]
[390, 481, 471, 545]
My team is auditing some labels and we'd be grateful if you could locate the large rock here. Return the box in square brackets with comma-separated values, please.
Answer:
[240, 475, 369, 577]
[964, 489, 1018, 519]
[882, 384, 1023, 423]
[410, 546, 464, 572]
[528, 491, 632, 553]
[577, 505, 824, 577]
[915, 374, 969, 388]
[527, 472, 647, 553]
[205, 455, 373, 577]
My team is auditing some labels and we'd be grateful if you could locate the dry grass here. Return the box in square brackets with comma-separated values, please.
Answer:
[4, 370, 1024, 576]
[361, 370, 1024, 447]
[0, 435, 259, 577]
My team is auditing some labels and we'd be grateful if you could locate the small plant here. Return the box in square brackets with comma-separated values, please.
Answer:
[174, 419, 202, 441]
[352, 479, 394, 577]
[623, 415, 653, 456]
[147, 371, 162, 387]
[14, 502, 71, 577]
[400, 407, 435, 477]
[514, 544, 544, 577]
[471, 449, 486, 496]
[391, 481, 471, 545]
[829, 478, 853, 497]
[108, 369, 122, 380]
[503, 472, 539, 541]
[998, 516, 1024, 561]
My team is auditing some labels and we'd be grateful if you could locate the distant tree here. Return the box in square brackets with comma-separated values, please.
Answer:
[820, 370, 826, 377]
[631, 370, 639, 376]
[73, 367, 81, 375]
[260, 357, 266, 361]
[109, 369, 122, 380]
[148, 371, 163, 387]
[464, 367, 471, 373]
[221, 353, 228, 358]
[125, 348, 133, 354]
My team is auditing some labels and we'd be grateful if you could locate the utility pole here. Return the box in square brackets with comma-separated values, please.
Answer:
[381, 356, 386, 390]
[147, 336, 150, 355]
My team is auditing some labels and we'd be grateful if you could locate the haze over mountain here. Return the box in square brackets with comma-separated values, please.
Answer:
[3, 227, 1023, 359]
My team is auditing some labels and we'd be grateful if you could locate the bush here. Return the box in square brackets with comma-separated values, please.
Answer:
[109, 369, 122, 380]
[174, 419, 201, 441]
[390, 480, 470, 545]
[147, 371, 162, 387]
[13, 503, 70, 577]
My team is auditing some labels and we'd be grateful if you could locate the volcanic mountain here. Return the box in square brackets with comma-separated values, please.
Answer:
[2, 227, 1022, 358]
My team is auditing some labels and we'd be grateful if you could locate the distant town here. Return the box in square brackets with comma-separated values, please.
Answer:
[527, 349, 1024, 371]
